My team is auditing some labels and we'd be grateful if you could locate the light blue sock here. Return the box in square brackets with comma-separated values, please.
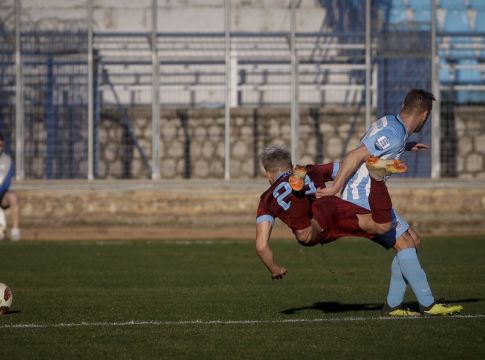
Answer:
[386, 255, 407, 308]
[396, 248, 434, 307]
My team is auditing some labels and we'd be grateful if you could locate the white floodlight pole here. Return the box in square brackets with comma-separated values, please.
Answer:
[87, 0, 94, 180]
[15, 0, 24, 180]
[151, 0, 161, 180]
[224, 0, 231, 180]
[431, 0, 441, 178]
[290, 0, 299, 165]
[365, 0, 371, 129]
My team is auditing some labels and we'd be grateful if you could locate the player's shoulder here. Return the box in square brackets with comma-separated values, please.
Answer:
[379, 115, 406, 135]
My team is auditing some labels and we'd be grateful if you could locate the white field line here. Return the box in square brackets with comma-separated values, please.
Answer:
[1, 315, 485, 329]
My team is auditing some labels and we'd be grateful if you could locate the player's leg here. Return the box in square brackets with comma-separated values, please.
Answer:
[287, 165, 316, 245]
[288, 165, 335, 246]
[406, 226, 421, 249]
[1, 191, 20, 241]
[372, 212, 418, 316]
[393, 229, 463, 316]
[360, 156, 407, 234]
[357, 177, 392, 234]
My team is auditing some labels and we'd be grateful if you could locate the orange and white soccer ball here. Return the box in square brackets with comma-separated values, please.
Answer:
[0, 283, 13, 315]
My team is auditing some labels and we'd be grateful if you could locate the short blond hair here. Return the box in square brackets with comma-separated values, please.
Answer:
[261, 145, 292, 172]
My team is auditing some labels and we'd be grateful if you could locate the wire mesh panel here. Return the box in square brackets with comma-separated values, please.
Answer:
[0, 0, 16, 155]
[437, 0, 485, 178]
[374, 0, 432, 177]
[19, 0, 88, 179]
[295, 0, 368, 167]
[154, 1, 227, 179]
[93, 0, 153, 179]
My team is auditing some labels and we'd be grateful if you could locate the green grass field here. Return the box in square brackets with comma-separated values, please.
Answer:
[1, 236, 484, 359]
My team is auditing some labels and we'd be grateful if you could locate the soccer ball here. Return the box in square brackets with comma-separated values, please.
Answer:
[0, 283, 13, 315]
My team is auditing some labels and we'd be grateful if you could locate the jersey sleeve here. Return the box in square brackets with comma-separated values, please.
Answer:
[361, 128, 403, 158]
[256, 197, 275, 225]
[0, 157, 14, 194]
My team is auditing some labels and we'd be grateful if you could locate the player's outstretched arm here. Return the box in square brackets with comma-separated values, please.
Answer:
[316, 145, 370, 198]
[255, 221, 288, 280]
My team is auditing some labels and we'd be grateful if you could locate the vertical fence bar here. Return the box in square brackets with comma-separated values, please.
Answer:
[431, 0, 441, 178]
[151, 0, 160, 180]
[224, 0, 231, 180]
[87, 0, 94, 180]
[365, 0, 371, 129]
[290, 0, 299, 165]
[15, 0, 24, 180]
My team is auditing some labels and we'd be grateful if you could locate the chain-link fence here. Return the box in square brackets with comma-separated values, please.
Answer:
[1, 0, 484, 180]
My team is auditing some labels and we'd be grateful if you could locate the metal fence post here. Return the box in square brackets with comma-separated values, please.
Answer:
[152, 0, 161, 180]
[431, 0, 441, 178]
[15, 0, 24, 180]
[290, 0, 299, 165]
[365, 0, 371, 129]
[87, 0, 94, 180]
[224, 0, 231, 180]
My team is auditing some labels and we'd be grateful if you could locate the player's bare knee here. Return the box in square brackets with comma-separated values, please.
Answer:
[10, 193, 18, 207]
[393, 233, 416, 251]
[295, 228, 317, 247]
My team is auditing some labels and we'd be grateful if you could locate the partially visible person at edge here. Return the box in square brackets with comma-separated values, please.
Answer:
[0, 133, 21, 241]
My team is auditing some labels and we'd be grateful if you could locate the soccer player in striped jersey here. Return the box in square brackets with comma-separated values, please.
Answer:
[316, 89, 463, 316]
[0, 134, 21, 241]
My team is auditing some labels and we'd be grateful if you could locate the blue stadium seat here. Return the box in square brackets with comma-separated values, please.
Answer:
[457, 59, 481, 83]
[469, 0, 485, 11]
[412, 8, 431, 23]
[472, 10, 485, 59]
[443, 9, 469, 32]
[389, 8, 408, 25]
[439, 58, 454, 83]
[475, 10, 485, 31]
[390, 0, 406, 10]
[407, 0, 431, 11]
[439, 0, 466, 11]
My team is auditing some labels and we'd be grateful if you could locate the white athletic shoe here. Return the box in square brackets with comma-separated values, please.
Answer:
[10, 228, 21, 242]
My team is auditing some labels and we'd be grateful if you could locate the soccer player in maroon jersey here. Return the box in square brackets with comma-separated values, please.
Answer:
[256, 145, 402, 281]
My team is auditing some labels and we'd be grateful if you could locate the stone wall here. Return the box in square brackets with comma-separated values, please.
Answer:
[97, 106, 485, 179]
[455, 107, 485, 179]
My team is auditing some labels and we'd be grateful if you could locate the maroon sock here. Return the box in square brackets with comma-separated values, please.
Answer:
[289, 194, 312, 230]
[369, 177, 392, 224]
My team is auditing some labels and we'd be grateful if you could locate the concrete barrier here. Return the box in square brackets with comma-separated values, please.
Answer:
[10, 178, 485, 241]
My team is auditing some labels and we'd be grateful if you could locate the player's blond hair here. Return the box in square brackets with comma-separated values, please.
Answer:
[261, 145, 292, 172]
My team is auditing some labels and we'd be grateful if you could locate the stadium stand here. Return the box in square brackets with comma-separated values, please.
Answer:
[0, 0, 483, 179]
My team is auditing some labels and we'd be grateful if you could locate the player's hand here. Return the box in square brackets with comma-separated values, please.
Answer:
[271, 267, 288, 280]
[405, 142, 430, 152]
[315, 186, 338, 198]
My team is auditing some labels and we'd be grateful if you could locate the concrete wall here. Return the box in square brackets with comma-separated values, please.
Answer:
[13, 179, 485, 240]
[19, 0, 328, 32]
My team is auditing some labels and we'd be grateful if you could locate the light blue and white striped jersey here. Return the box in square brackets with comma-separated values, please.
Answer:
[0, 153, 14, 194]
[341, 114, 408, 209]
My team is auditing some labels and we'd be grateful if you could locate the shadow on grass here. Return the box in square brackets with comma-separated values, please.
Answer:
[281, 298, 482, 315]
[281, 301, 381, 315]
